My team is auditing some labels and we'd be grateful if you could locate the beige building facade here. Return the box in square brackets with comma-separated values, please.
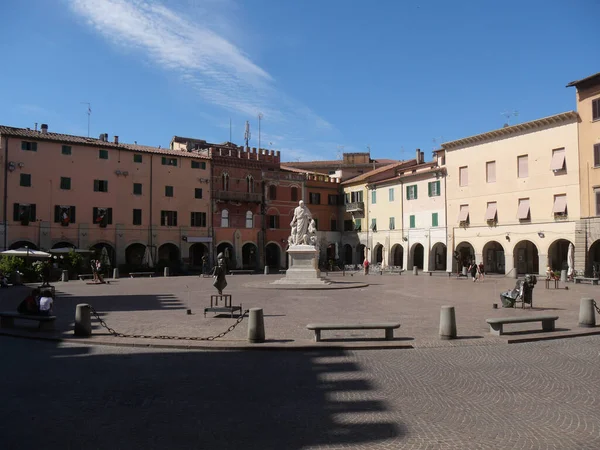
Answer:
[442, 112, 580, 276]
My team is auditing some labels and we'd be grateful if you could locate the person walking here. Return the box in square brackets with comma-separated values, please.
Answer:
[478, 261, 485, 281]
[468, 261, 478, 282]
[363, 258, 370, 275]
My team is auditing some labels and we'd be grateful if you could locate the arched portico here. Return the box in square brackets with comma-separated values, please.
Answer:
[410, 243, 424, 270]
[343, 244, 353, 265]
[513, 240, 539, 275]
[455, 241, 475, 272]
[373, 244, 383, 265]
[390, 244, 403, 268]
[482, 241, 505, 274]
[548, 239, 572, 272]
[242, 242, 258, 270]
[430, 242, 446, 271]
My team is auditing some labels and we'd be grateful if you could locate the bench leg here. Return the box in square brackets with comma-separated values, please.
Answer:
[0, 317, 14, 328]
[542, 319, 555, 332]
[314, 330, 321, 342]
[489, 323, 503, 336]
[384, 328, 394, 340]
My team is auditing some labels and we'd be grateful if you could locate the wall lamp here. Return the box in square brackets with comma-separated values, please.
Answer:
[505, 234, 510, 241]
[538, 232, 545, 238]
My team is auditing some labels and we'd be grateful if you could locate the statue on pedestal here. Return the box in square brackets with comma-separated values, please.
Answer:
[211, 252, 228, 295]
[288, 200, 315, 246]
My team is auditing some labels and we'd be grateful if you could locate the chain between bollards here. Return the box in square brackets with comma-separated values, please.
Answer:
[88, 305, 249, 341]
[593, 299, 600, 315]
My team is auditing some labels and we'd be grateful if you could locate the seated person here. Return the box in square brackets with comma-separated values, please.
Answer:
[17, 289, 41, 315]
[37, 290, 54, 316]
[546, 266, 559, 280]
[0, 272, 8, 288]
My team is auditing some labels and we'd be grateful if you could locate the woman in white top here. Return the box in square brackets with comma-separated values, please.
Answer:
[37, 290, 54, 316]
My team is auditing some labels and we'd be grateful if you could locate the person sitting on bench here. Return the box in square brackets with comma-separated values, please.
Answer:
[17, 289, 41, 315]
[546, 266, 559, 281]
[37, 290, 54, 316]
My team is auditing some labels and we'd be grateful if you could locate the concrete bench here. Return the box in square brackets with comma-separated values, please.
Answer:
[0, 312, 56, 330]
[485, 315, 558, 336]
[574, 277, 599, 285]
[78, 274, 94, 281]
[129, 272, 154, 278]
[306, 322, 401, 342]
[230, 270, 255, 275]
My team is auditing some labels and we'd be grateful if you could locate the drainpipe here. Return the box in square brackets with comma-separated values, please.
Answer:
[443, 169, 449, 272]
[149, 153, 153, 256]
[3, 136, 8, 250]
[365, 185, 370, 262]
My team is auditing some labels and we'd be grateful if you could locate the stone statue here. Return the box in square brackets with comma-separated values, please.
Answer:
[289, 200, 312, 245]
[308, 219, 318, 246]
[211, 252, 228, 295]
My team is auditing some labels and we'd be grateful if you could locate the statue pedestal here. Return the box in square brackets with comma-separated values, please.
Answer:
[272, 245, 330, 286]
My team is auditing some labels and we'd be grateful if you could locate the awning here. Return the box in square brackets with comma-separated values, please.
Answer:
[458, 205, 469, 222]
[550, 149, 566, 171]
[553, 195, 567, 214]
[517, 199, 530, 219]
[485, 203, 497, 221]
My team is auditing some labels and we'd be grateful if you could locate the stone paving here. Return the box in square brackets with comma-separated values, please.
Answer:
[1, 335, 599, 449]
[1, 273, 599, 348]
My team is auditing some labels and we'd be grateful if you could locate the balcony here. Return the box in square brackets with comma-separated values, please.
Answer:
[345, 201, 364, 213]
[214, 190, 262, 203]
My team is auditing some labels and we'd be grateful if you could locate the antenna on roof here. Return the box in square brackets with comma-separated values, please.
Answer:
[501, 110, 519, 126]
[336, 145, 344, 170]
[432, 136, 444, 150]
[244, 121, 251, 148]
[81, 102, 91, 137]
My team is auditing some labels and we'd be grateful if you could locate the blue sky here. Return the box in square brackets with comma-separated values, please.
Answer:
[1, 0, 598, 162]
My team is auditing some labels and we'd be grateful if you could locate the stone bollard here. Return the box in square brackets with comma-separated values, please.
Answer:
[74, 304, 92, 337]
[247, 308, 265, 343]
[264, 266, 269, 275]
[578, 298, 597, 328]
[439, 306, 457, 340]
[112, 268, 119, 279]
[61, 270, 69, 282]
[511, 269, 518, 279]
[461, 267, 467, 277]
[560, 269, 568, 283]
[164, 267, 170, 277]
[413, 266, 418, 276]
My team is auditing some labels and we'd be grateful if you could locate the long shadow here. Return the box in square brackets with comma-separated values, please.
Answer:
[0, 337, 405, 449]
[503, 327, 571, 336]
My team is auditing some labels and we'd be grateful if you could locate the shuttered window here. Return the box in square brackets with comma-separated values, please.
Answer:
[486, 161, 496, 183]
[459, 166, 468, 186]
[517, 155, 528, 178]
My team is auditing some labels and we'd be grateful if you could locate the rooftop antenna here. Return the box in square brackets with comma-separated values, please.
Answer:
[336, 145, 344, 170]
[81, 102, 91, 137]
[244, 120, 251, 148]
[432, 136, 444, 150]
[501, 110, 519, 126]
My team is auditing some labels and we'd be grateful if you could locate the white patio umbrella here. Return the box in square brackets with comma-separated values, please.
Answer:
[0, 248, 51, 258]
[567, 243, 575, 278]
[100, 246, 111, 268]
[142, 246, 154, 268]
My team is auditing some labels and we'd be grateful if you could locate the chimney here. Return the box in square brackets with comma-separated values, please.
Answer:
[34, 123, 38, 132]
[41, 124, 48, 134]
[114, 136, 119, 144]
[420, 151, 425, 163]
[104, 133, 109, 142]
[99, 133, 104, 141]
[415, 148, 422, 164]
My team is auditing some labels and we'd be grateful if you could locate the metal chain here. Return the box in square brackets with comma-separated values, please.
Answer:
[593, 300, 600, 315]
[88, 306, 249, 341]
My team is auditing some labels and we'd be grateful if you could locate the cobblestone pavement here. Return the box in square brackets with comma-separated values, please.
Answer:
[1, 336, 599, 449]
[0, 273, 598, 347]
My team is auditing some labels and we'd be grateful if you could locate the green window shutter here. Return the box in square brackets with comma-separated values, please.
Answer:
[406, 187, 410, 200]
[54, 205, 60, 223]
[410, 215, 415, 228]
[414, 185, 418, 199]
[70, 206, 76, 224]
[432, 213, 438, 227]
[436, 181, 440, 196]
[428, 182, 432, 197]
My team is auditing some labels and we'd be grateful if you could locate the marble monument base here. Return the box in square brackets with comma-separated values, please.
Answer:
[271, 245, 331, 286]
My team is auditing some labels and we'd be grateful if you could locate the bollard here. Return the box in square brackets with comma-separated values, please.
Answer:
[511, 269, 518, 279]
[413, 266, 418, 276]
[560, 269, 567, 283]
[164, 267, 170, 277]
[492, 303, 498, 309]
[462, 267, 467, 277]
[439, 306, 457, 340]
[74, 303, 92, 337]
[247, 308, 265, 343]
[264, 266, 269, 275]
[61, 270, 69, 282]
[578, 298, 597, 328]
[112, 268, 119, 279]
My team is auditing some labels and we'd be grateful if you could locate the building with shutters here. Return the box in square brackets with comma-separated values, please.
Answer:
[441, 111, 580, 276]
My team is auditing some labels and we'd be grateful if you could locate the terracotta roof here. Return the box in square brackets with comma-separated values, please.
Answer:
[368, 162, 441, 186]
[280, 165, 320, 176]
[0, 126, 209, 159]
[284, 158, 398, 168]
[341, 160, 416, 185]
[566, 72, 600, 88]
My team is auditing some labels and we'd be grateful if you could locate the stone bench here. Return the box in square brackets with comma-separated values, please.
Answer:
[230, 270, 255, 275]
[485, 315, 558, 336]
[129, 272, 154, 278]
[574, 277, 599, 285]
[306, 322, 401, 342]
[0, 312, 56, 330]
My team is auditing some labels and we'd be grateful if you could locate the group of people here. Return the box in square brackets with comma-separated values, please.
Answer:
[90, 259, 106, 284]
[468, 261, 485, 282]
[17, 288, 54, 316]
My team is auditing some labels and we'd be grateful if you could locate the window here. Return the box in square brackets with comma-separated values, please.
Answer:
[191, 160, 206, 169]
[330, 219, 337, 231]
[133, 209, 142, 225]
[133, 154, 142, 163]
[595, 189, 600, 216]
[20, 173, 31, 187]
[594, 144, 600, 167]
[221, 173, 229, 191]
[517, 155, 528, 178]
[21, 141, 37, 151]
[268, 215, 280, 229]
[371, 190, 377, 204]
[162, 157, 177, 166]
[269, 185, 277, 200]
[246, 211, 253, 228]
[93, 207, 112, 227]
[309, 192, 321, 204]
[191, 212, 207, 227]
[160, 210, 178, 226]
[221, 209, 229, 227]
[486, 161, 496, 183]
[408, 215, 415, 228]
[389, 188, 394, 202]
[553, 194, 567, 217]
[99, 149, 109, 160]
[62, 145, 72, 155]
[54, 205, 76, 226]
[485, 202, 497, 223]
[354, 219, 362, 231]
[194, 188, 203, 199]
[458, 205, 469, 224]
[350, 191, 363, 203]
[593, 98, 600, 121]
[406, 185, 417, 200]
[389, 217, 395, 230]
[432, 212, 438, 227]
[133, 183, 142, 195]
[517, 198, 530, 221]
[165, 186, 174, 197]
[343, 220, 352, 231]
[428, 181, 441, 197]
[328, 194, 338, 205]
[291, 187, 299, 202]
[60, 177, 71, 190]
[93, 180, 108, 192]
[370, 218, 377, 231]
[13, 203, 36, 225]
[459, 166, 468, 186]
[247, 175, 255, 193]
[550, 148, 566, 172]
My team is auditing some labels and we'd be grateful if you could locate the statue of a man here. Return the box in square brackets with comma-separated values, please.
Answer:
[290, 200, 312, 245]
[211, 252, 228, 295]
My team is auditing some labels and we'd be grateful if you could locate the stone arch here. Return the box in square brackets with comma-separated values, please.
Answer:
[430, 242, 446, 271]
[410, 243, 424, 269]
[390, 244, 404, 268]
[373, 243, 383, 264]
[125, 243, 146, 266]
[242, 242, 259, 270]
[8, 240, 38, 250]
[216, 241, 235, 270]
[547, 238, 572, 272]
[189, 243, 209, 269]
[343, 244, 353, 265]
[482, 240, 506, 274]
[513, 240, 539, 275]
[51, 241, 75, 249]
[89, 242, 115, 268]
[588, 240, 600, 276]
[158, 242, 180, 263]
[265, 241, 282, 269]
[454, 241, 475, 272]
[356, 244, 366, 263]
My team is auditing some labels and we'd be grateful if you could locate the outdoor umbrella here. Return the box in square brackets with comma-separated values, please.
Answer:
[100, 247, 111, 268]
[567, 243, 574, 278]
[142, 246, 154, 268]
[0, 248, 51, 258]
